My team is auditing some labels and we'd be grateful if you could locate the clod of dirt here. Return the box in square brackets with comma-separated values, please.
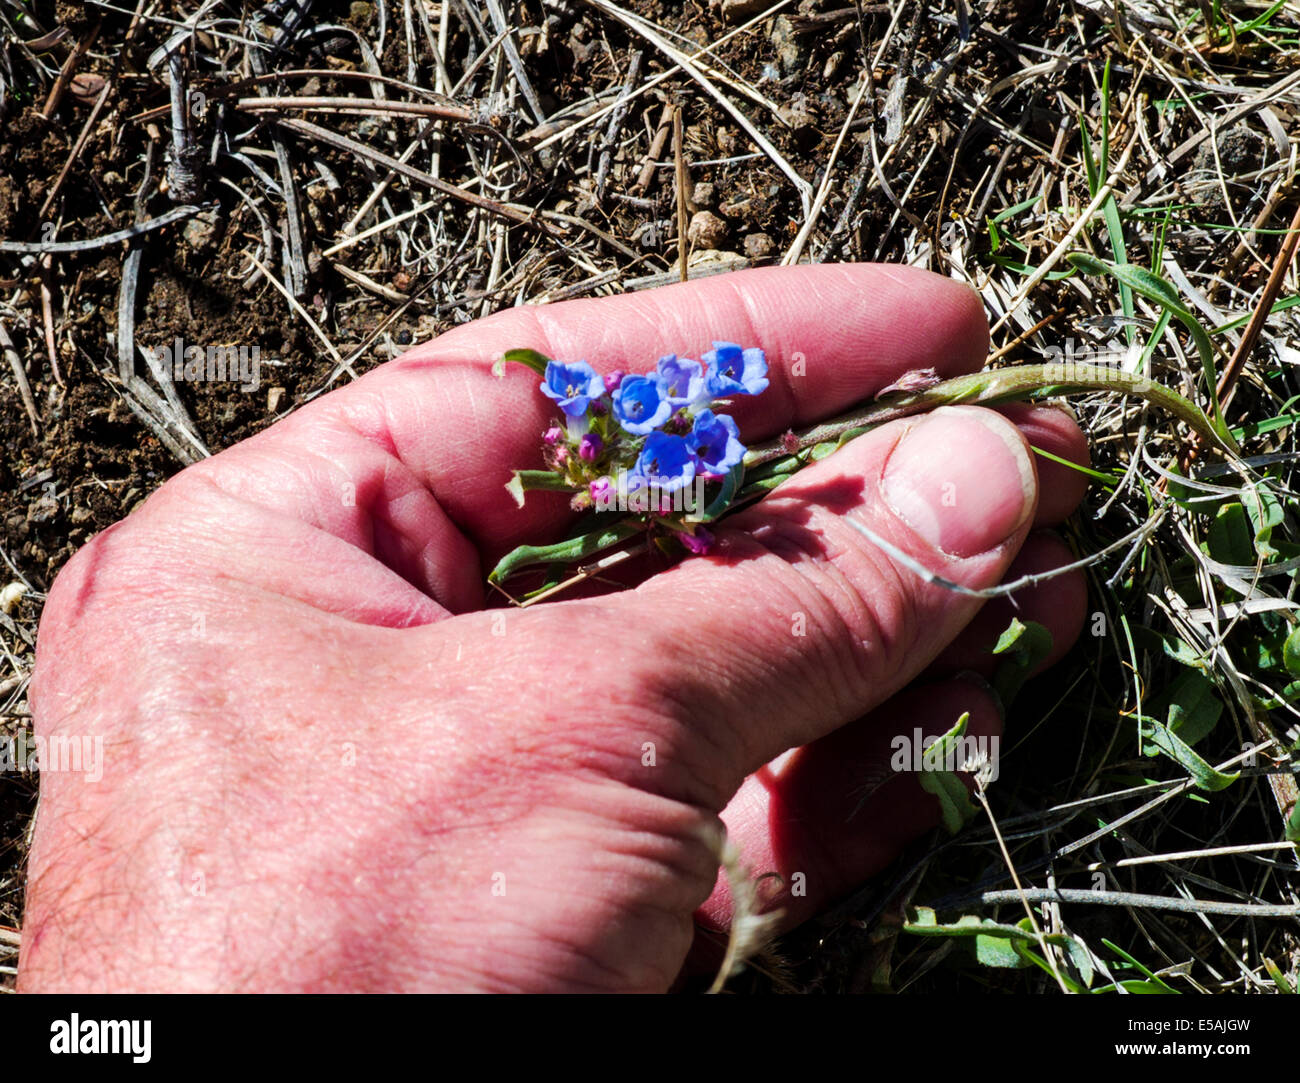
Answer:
[778, 94, 821, 152]
[743, 232, 776, 261]
[1189, 124, 1266, 215]
[688, 210, 728, 249]
[719, 192, 762, 219]
[1193, 124, 1265, 176]
[688, 181, 716, 213]
[778, 96, 816, 130]
[26, 495, 59, 525]
[183, 209, 223, 254]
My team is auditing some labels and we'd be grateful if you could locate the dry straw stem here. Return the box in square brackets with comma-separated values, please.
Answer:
[0, 319, 38, 437]
[580, 0, 814, 216]
[1219, 198, 1300, 407]
[270, 115, 555, 231]
[989, 127, 1138, 337]
[531, 1, 798, 157]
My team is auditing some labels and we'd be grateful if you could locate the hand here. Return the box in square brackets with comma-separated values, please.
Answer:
[19, 264, 1088, 992]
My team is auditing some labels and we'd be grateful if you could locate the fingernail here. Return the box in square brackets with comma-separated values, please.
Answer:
[880, 406, 1036, 557]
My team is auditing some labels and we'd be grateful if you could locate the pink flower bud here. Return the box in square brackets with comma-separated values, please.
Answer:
[543, 425, 563, 445]
[578, 433, 604, 462]
[680, 527, 714, 555]
[603, 370, 625, 393]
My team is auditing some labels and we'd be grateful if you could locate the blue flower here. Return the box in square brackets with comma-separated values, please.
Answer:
[703, 342, 769, 397]
[612, 374, 672, 435]
[630, 432, 696, 493]
[541, 360, 604, 418]
[687, 409, 746, 475]
[655, 354, 707, 408]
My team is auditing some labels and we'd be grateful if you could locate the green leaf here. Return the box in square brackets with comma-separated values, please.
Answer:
[1011, 941, 1090, 992]
[504, 470, 580, 508]
[917, 712, 980, 834]
[1067, 253, 1231, 444]
[1069, 252, 1189, 315]
[1232, 410, 1300, 440]
[1101, 979, 1178, 994]
[1236, 0, 1288, 34]
[1214, 295, 1300, 335]
[1139, 714, 1239, 791]
[1063, 936, 1095, 989]
[492, 348, 551, 378]
[488, 521, 642, 585]
[1162, 636, 1204, 668]
[1081, 61, 1136, 345]
[693, 462, 745, 523]
[1283, 625, 1300, 679]
[985, 196, 1040, 255]
[989, 195, 1041, 226]
[1242, 481, 1284, 560]
[1206, 502, 1256, 567]
[906, 905, 939, 929]
[903, 909, 1043, 948]
[1166, 670, 1223, 748]
[976, 933, 1030, 969]
[1080, 113, 1100, 195]
[1264, 957, 1298, 994]
[990, 618, 1054, 709]
[1099, 939, 1180, 994]
[1285, 800, 1300, 845]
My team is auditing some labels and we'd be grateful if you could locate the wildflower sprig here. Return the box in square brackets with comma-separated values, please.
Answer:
[490, 326, 1238, 599]
[494, 342, 767, 576]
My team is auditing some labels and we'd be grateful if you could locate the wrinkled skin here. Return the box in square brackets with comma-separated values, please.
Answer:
[19, 265, 1088, 992]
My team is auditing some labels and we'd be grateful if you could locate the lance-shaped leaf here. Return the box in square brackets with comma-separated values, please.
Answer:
[505, 470, 580, 508]
[917, 712, 980, 834]
[1066, 252, 1232, 445]
[488, 520, 643, 585]
[1139, 714, 1239, 791]
[990, 618, 1053, 710]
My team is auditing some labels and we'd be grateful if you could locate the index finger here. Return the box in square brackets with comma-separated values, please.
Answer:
[309, 263, 990, 552]
[179, 264, 990, 616]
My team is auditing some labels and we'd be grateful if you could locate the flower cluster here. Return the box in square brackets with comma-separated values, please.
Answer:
[537, 342, 768, 545]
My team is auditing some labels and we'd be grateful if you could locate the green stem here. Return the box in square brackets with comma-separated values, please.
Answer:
[743, 363, 1239, 472]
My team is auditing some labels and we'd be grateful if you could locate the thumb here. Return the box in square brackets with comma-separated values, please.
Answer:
[598, 404, 1039, 805]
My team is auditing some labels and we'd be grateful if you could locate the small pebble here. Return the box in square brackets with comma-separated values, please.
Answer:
[717, 0, 772, 22]
[688, 211, 728, 250]
[70, 73, 106, 104]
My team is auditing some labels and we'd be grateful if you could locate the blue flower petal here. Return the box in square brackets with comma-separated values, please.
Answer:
[612, 374, 672, 435]
[540, 360, 604, 418]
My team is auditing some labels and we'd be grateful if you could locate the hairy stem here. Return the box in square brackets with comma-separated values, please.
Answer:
[743, 363, 1239, 471]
